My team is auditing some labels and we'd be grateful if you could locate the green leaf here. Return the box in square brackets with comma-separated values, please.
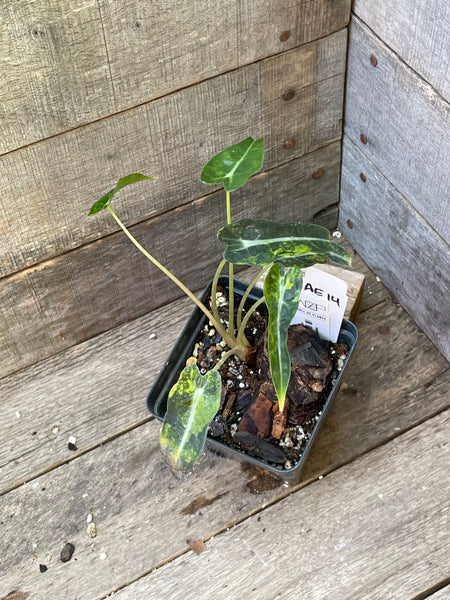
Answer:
[200, 137, 265, 192]
[88, 173, 156, 215]
[264, 264, 303, 412]
[159, 365, 222, 472]
[218, 218, 352, 268]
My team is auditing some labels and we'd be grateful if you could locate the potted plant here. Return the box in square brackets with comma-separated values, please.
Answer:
[89, 137, 357, 484]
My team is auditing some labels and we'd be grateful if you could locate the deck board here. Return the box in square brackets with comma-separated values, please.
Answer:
[110, 411, 450, 600]
[1, 271, 446, 494]
[0, 248, 447, 600]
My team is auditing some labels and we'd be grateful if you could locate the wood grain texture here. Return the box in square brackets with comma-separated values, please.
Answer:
[2, 289, 448, 496]
[353, 0, 450, 101]
[340, 136, 450, 360]
[0, 0, 114, 155]
[0, 0, 350, 154]
[344, 18, 450, 244]
[0, 31, 348, 278]
[0, 143, 343, 378]
[92, 413, 450, 599]
[0, 419, 282, 600]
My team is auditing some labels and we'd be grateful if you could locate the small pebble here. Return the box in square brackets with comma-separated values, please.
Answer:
[149, 333, 157, 340]
[87, 522, 97, 538]
[39, 564, 48, 573]
[332, 230, 342, 238]
[16, 410, 23, 418]
[52, 426, 59, 434]
[99, 551, 107, 560]
[68, 435, 78, 451]
[87, 513, 93, 523]
[60, 542, 75, 563]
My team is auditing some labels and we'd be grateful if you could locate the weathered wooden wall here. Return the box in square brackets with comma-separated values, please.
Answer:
[0, 1, 351, 377]
[340, 1, 450, 360]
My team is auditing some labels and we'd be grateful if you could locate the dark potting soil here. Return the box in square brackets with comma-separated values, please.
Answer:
[190, 285, 349, 471]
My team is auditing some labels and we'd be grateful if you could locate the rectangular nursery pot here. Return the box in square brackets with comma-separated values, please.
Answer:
[147, 276, 358, 486]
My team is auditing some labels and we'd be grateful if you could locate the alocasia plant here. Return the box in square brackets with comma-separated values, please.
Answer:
[89, 136, 351, 473]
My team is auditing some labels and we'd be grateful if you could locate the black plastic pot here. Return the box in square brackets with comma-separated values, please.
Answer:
[147, 276, 358, 486]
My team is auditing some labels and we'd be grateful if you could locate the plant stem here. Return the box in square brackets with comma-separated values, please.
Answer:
[236, 296, 266, 347]
[212, 347, 237, 371]
[107, 206, 235, 348]
[211, 258, 227, 328]
[226, 190, 235, 336]
[236, 264, 272, 329]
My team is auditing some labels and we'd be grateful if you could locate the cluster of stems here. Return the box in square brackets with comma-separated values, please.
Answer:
[106, 190, 270, 367]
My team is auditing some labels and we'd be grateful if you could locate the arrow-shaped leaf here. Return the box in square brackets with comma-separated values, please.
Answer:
[264, 264, 303, 412]
[200, 137, 264, 192]
[218, 218, 351, 268]
[160, 365, 221, 472]
[89, 173, 156, 215]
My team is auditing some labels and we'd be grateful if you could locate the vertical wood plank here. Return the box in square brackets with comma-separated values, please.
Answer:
[344, 18, 450, 245]
[353, 0, 450, 101]
[340, 136, 450, 360]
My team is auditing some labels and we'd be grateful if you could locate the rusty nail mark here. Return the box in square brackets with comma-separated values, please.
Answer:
[360, 133, 368, 144]
[347, 219, 354, 229]
[282, 89, 295, 101]
[359, 172, 367, 182]
[378, 325, 390, 335]
[284, 139, 295, 149]
[370, 54, 378, 67]
[312, 169, 324, 179]
[280, 30, 291, 42]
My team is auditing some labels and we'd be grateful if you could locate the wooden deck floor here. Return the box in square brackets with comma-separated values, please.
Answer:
[1, 243, 449, 600]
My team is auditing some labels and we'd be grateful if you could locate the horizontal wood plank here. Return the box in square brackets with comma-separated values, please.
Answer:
[340, 136, 450, 361]
[344, 18, 450, 244]
[112, 412, 450, 600]
[353, 0, 450, 101]
[1, 0, 350, 154]
[0, 30, 347, 278]
[0, 143, 344, 378]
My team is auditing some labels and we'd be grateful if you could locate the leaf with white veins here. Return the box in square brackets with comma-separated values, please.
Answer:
[218, 218, 351, 267]
[160, 365, 221, 472]
[264, 264, 303, 412]
[200, 137, 264, 192]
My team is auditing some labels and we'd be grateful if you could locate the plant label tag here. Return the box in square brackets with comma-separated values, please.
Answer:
[291, 267, 348, 342]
